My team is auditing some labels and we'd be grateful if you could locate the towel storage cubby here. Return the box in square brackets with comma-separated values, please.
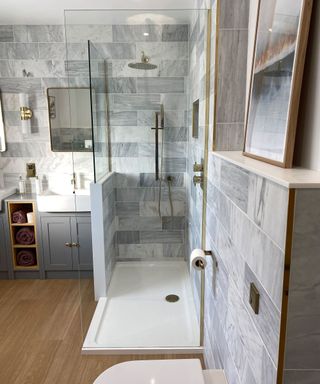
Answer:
[7, 200, 39, 271]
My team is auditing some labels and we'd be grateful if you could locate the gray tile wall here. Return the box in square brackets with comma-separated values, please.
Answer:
[195, 1, 289, 383]
[86, 23, 190, 261]
[284, 189, 320, 382]
[0, 25, 94, 192]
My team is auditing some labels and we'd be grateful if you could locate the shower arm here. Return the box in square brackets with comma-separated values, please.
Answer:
[151, 104, 164, 181]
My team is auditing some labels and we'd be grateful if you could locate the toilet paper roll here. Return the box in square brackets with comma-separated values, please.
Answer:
[190, 249, 207, 271]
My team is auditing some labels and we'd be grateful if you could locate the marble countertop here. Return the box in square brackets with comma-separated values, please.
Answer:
[213, 151, 320, 189]
[5, 193, 37, 201]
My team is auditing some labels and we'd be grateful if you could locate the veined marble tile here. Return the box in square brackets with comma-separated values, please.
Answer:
[136, 42, 188, 60]
[137, 143, 186, 158]
[283, 370, 320, 384]
[39, 43, 66, 60]
[116, 187, 156, 202]
[25, 25, 65, 42]
[115, 202, 140, 216]
[220, 160, 249, 213]
[139, 173, 185, 187]
[118, 244, 163, 259]
[140, 201, 186, 217]
[216, 30, 247, 123]
[162, 25, 188, 41]
[108, 77, 137, 93]
[230, 202, 284, 310]
[109, 111, 137, 126]
[163, 243, 184, 258]
[93, 43, 135, 59]
[0, 78, 42, 93]
[215, 123, 244, 151]
[117, 231, 140, 244]
[0, 61, 15, 77]
[137, 77, 184, 94]
[118, 216, 162, 231]
[115, 173, 140, 187]
[247, 174, 288, 251]
[159, 60, 189, 77]
[162, 158, 187, 172]
[165, 110, 186, 127]
[219, 0, 249, 29]
[65, 43, 88, 60]
[140, 230, 184, 244]
[111, 158, 155, 174]
[112, 94, 160, 111]
[112, 25, 162, 42]
[13, 60, 65, 78]
[162, 216, 185, 230]
[244, 263, 281, 365]
[0, 25, 14, 42]
[65, 60, 90, 77]
[161, 94, 187, 111]
[111, 143, 138, 157]
[110, 126, 154, 143]
[65, 24, 112, 43]
[6, 43, 39, 59]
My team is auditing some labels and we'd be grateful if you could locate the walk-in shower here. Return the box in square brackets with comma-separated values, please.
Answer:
[64, 8, 211, 353]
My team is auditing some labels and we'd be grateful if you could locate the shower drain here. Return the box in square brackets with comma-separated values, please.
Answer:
[165, 294, 180, 303]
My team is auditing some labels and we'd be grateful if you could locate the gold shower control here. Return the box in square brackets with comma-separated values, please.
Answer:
[193, 175, 203, 186]
[193, 162, 204, 172]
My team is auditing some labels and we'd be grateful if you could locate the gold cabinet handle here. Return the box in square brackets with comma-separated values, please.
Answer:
[65, 242, 72, 247]
[72, 242, 80, 248]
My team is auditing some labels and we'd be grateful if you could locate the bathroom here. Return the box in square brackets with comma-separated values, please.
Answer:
[0, 0, 319, 383]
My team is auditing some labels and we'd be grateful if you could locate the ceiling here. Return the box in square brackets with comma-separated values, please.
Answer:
[0, 0, 208, 25]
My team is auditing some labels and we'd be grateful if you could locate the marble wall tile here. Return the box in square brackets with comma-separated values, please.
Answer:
[140, 230, 184, 244]
[65, 25, 112, 43]
[163, 127, 188, 142]
[285, 189, 320, 370]
[159, 60, 189, 76]
[94, 42, 136, 59]
[112, 25, 162, 42]
[135, 42, 189, 60]
[115, 202, 140, 216]
[140, 201, 186, 217]
[112, 94, 160, 111]
[0, 78, 42, 93]
[24, 25, 65, 42]
[118, 216, 162, 231]
[39, 43, 66, 60]
[161, 94, 187, 111]
[162, 216, 185, 230]
[137, 77, 184, 94]
[108, 77, 137, 93]
[244, 263, 281, 365]
[117, 231, 140, 244]
[283, 370, 320, 384]
[5, 43, 40, 59]
[216, 30, 248, 123]
[219, 0, 249, 29]
[109, 111, 137, 126]
[65, 60, 90, 77]
[247, 175, 288, 251]
[220, 160, 249, 213]
[118, 244, 164, 259]
[111, 143, 138, 157]
[215, 123, 244, 151]
[139, 173, 185, 187]
[162, 25, 189, 41]
[0, 26, 14, 42]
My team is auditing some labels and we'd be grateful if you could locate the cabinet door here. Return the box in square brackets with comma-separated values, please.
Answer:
[71, 215, 93, 270]
[0, 214, 8, 271]
[41, 216, 73, 270]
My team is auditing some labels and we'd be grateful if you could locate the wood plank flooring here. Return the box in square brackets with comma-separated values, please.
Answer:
[0, 279, 203, 384]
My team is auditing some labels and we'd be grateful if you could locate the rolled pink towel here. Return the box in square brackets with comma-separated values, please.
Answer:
[12, 210, 27, 224]
[16, 250, 36, 266]
[15, 227, 35, 245]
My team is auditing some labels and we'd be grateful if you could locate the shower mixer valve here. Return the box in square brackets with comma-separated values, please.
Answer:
[193, 161, 204, 187]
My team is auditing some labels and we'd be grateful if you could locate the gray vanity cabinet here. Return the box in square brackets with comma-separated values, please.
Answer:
[40, 213, 92, 272]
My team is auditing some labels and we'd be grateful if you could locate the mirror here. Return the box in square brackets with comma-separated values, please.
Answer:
[0, 93, 6, 152]
[47, 88, 93, 152]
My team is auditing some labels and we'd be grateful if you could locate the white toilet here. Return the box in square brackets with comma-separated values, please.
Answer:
[93, 359, 227, 384]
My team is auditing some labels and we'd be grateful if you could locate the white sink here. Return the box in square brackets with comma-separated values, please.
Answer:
[0, 188, 17, 210]
[37, 189, 91, 212]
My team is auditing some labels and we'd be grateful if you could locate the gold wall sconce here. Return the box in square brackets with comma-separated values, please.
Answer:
[19, 93, 33, 134]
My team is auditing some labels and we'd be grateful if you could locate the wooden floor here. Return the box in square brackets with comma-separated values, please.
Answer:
[0, 279, 203, 384]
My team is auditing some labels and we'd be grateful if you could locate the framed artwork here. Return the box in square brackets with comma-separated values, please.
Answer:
[244, 0, 313, 167]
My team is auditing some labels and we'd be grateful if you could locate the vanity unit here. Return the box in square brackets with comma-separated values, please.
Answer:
[0, 193, 93, 280]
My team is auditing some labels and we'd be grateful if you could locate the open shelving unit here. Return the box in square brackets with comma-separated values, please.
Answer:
[7, 200, 39, 271]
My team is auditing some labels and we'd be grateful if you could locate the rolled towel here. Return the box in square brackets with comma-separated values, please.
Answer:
[12, 210, 27, 224]
[16, 250, 36, 266]
[15, 227, 35, 245]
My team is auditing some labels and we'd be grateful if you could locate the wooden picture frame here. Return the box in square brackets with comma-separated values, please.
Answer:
[243, 0, 313, 167]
